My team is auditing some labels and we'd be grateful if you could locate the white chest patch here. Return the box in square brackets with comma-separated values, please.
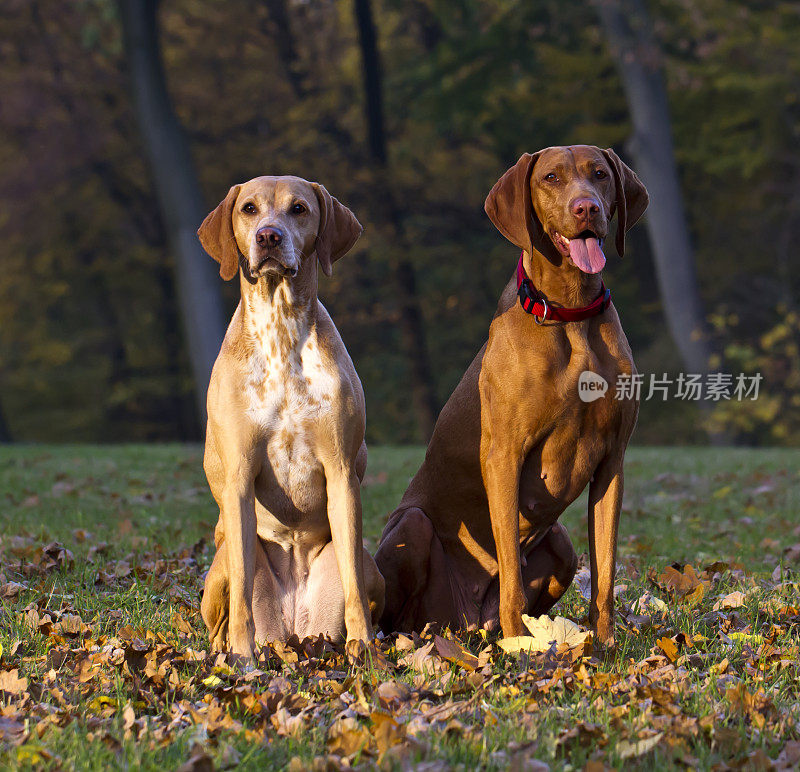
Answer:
[242, 285, 337, 489]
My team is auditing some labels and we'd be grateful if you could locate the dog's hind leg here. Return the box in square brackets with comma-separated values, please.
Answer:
[375, 507, 456, 634]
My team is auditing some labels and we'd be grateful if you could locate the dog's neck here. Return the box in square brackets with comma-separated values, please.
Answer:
[523, 249, 604, 309]
[239, 258, 318, 356]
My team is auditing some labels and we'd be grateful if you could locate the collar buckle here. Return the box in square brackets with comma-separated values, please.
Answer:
[533, 297, 548, 325]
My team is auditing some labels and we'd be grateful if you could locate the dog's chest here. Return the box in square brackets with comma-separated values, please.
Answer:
[243, 308, 337, 502]
[520, 340, 636, 521]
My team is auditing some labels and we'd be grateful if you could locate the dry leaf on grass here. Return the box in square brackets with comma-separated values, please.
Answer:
[397, 641, 446, 675]
[726, 631, 764, 646]
[632, 591, 668, 614]
[0, 582, 27, 599]
[713, 590, 747, 611]
[0, 717, 27, 746]
[0, 669, 28, 695]
[327, 717, 372, 759]
[658, 564, 701, 595]
[574, 567, 592, 601]
[433, 635, 479, 670]
[175, 745, 214, 772]
[498, 616, 589, 654]
[617, 731, 663, 759]
[656, 636, 679, 663]
[775, 740, 800, 771]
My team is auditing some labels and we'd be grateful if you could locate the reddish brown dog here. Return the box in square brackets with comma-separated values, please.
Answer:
[375, 145, 648, 645]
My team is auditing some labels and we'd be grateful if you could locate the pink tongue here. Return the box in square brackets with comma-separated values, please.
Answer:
[568, 237, 606, 274]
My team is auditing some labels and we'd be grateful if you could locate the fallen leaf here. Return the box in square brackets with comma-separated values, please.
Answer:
[175, 746, 214, 772]
[371, 710, 404, 756]
[376, 680, 411, 708]
[122, 703, 136, 731]
[397, 641, 445, 675]
[0, 669, 28, 695]
[775, 740, 800, 770]
[0, 717, 27, 746]
[574, 567, 592, 601]
[327, 717, 371, 758]
[633, 592, 668, 614]
[657, 637, 679, 663]
[433, 635, 478, 670]
[497, 636, 540, 655]
[617, 732, 663, 759]
[16, 745, 54, 765]
[521, 615, 590, 650]
[658, 564, 702, 598]
[171, 611, 195, 636]
[713, 591, 747, 611]
[0, 582, 27, 599]
[727, 631, 764, 646]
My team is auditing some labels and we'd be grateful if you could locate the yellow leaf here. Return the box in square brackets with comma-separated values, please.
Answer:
[87, 695, 117, 714]
[202, 674, 224, 688]
[497, 636, 539, 654]
[16, 745, 52, 764]
[522, 614, 591, 650]
[657, 637, 679, 662]
[686, 584, 705, 606]
[728, 631, 763, 646]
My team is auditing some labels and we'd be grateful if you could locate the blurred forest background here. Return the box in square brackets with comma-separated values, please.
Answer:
[1, 0, 799, 446]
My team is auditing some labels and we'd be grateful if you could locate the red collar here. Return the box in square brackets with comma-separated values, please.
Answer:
[516, 253, 611, 323]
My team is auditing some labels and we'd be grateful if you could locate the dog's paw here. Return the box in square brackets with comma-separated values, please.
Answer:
[228, 632, 255, 661]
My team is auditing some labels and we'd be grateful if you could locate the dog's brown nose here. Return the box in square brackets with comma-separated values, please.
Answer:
[570, 197, 600, 218]
[255, 226, 283, 248]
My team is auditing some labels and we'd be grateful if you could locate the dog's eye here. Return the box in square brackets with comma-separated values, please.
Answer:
[594, 169, 608, 179]
[544, 173, 558, 182]
[291, 203, 307, 215]
[241, 202, 257, 214]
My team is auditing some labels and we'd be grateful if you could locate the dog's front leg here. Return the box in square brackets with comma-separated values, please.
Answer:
[221, 474, 258, 659]
[587, 455, 623, 648]
[483, 441, 527, 639]
[325, 464, 373, 643]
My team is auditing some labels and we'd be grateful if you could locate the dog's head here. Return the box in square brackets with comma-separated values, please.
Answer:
[198, 176, 362, 282]
[484, 145, 649, 274]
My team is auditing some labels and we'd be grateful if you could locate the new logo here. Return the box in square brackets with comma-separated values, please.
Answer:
[578, 371, 608, 402]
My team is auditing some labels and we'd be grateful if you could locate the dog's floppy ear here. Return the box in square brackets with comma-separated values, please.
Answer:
[311, 183, 363, 276]
[484, 151, 550, 255]
[197, 185, 242, 281]
[601, 149, 649, 257]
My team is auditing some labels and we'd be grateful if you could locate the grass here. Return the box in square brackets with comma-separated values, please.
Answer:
[0, 444, 799, 770]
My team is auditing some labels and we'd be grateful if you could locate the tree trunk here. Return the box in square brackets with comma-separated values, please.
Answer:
[0, 395, 11, 443]
[595, 0, 714, 377]
[353, 0, 438, 441]
[118, 0, 226, 428]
